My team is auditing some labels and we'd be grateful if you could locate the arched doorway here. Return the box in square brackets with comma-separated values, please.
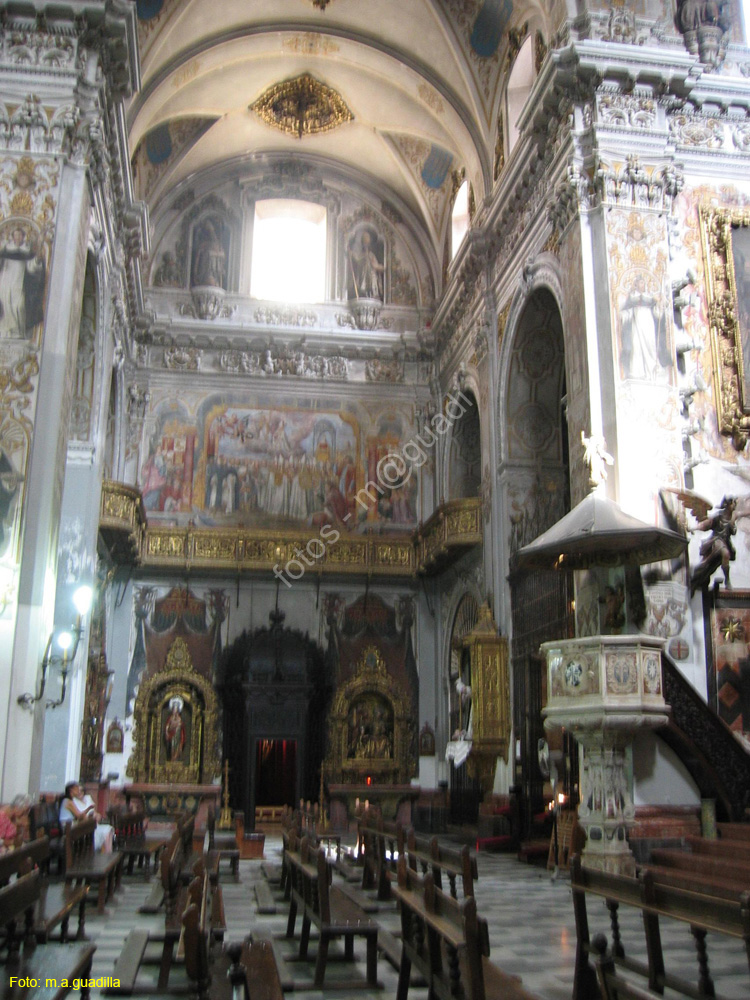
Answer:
[218, 609, 328, 830]
[502, 288, 577, 836]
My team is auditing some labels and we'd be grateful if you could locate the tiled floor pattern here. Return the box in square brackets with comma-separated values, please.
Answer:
[76, 835, 749, 1000]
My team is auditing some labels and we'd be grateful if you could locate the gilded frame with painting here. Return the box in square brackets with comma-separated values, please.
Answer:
[700, 206, 750, 448]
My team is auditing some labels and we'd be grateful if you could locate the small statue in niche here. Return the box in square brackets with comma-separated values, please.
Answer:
[191, 217, 227, 289]
[164, 696, 186, 762]
[347, 227, 385, 300]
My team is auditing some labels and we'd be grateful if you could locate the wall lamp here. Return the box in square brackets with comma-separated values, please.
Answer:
[17, 585, 94, 712]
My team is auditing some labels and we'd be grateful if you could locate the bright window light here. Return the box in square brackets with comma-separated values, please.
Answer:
[251, 199, 326, 303]
[451, 180, 470, 259]
[507, 35, 535, 153]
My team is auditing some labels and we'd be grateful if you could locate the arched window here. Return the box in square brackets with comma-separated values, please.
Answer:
[250, 199, 327, 303]
[451, 180, 470, 259]
[506, 35, 534, 154]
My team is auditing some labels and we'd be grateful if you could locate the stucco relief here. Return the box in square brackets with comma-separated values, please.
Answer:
[607, 209, 673, 386]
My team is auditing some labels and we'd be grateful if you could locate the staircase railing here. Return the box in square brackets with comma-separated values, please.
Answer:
[661, 653, 750, 821]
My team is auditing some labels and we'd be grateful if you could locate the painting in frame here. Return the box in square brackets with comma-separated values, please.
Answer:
[700, 205, 750, 448]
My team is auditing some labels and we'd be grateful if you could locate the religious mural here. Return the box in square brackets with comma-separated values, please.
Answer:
[0, 154, 58, 572]
[139, 399, 419, 531]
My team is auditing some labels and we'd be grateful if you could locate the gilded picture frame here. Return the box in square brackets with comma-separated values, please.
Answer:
[699, 205, 750, 448]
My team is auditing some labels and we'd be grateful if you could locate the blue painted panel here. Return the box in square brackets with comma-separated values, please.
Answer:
[421, 145, 453, 189]
[145, 123, 173, 165]
[136, 0, 164, 21]
[470, 0, 514, 58]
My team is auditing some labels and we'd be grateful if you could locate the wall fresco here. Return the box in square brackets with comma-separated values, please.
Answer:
[140, 398, 419, 531]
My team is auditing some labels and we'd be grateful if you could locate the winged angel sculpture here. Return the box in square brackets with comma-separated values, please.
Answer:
[662, 489, 748, 595]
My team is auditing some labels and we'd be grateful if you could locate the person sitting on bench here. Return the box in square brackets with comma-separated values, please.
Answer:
[60, 782, 114, 853]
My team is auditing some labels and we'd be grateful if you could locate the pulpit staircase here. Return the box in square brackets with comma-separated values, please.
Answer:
[659, 653, 750, 821]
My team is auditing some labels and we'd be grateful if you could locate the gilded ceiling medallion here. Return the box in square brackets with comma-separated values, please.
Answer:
[251, 74, 353, 139]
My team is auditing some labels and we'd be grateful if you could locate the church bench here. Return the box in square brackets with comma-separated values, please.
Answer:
[107, 863, 225, 995]
[391, 855, 537, 1000]
[29, 801, 64, 877]
[358, 809, 399, 901]
[570, 854, 750, 1000]
[403, 827, 477, 899]
[0, 838, 88, 944]
[64, 818, 122, 915]
[108, 810, 166, 881]
[0, 870, 96, 1000]
[285, 837, 379, 989]
[226, 937, 284, 1000]
[684, 833, 750, 861]
[205, 807, 239, 883]
[717, 822, 750, 843]
[638, 862, 747, 902]
[649, 845, 750, 884]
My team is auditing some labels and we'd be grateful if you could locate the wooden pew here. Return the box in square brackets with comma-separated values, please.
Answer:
[64, 818, 123, 915]
[570, 854, 750, 1000]
[0, 870, 96, 1000]
[649, 845, 750, 884]
[285, 836, 379, 989]
[358, 809, 398, 902]
[225, 937, 284, 1000]
[107, 852, 226, 995]
[391, 855, 537, 1000]
[2, 836, 89, 943]
[718, 822, 750, 843]
[403, 827, 478, 899]
[206, 807, 239, 883]
[28, 801, 64, 876]
[108, 810, 166, 881]
[297, 799, 342, 864]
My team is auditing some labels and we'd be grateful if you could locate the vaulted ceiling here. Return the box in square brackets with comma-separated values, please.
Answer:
[127, 0, 549, 264]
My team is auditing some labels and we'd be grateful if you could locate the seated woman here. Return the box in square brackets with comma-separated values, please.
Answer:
[59, 781, 113, 853]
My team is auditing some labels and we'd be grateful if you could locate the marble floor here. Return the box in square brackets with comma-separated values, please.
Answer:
[80, 834, 748, 1000]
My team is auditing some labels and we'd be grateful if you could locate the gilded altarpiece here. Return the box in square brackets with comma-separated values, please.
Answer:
[461, 604, 510, 791]
[325, 645, 414, 786]
[127, 636, 221, 785]
[700, 206, 750, 448]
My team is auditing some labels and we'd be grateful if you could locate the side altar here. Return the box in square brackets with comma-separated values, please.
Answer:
[125, 635, 222, 826]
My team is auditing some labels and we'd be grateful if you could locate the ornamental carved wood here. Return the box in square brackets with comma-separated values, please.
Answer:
[126, 636, 221, 785]
[324, 645, 415, 785]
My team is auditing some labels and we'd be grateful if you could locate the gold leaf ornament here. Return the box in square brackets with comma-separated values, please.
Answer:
[251, 74, 353, 138]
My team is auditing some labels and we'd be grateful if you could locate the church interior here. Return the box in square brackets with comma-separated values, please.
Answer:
[1, 0, 750, 997]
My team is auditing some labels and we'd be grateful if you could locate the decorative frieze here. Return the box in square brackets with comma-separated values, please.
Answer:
[595, 156, 683, 213]
[365, 359, 404, 383]
[216, 347, 348, 380]
[669, 112, 724, 148]
[254, 306, 318, 327]
[163, 347, 202, 371]
[597, 92, 657, 131]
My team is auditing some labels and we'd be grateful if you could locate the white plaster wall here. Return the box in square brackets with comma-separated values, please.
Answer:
[632, 730, 701, 807]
